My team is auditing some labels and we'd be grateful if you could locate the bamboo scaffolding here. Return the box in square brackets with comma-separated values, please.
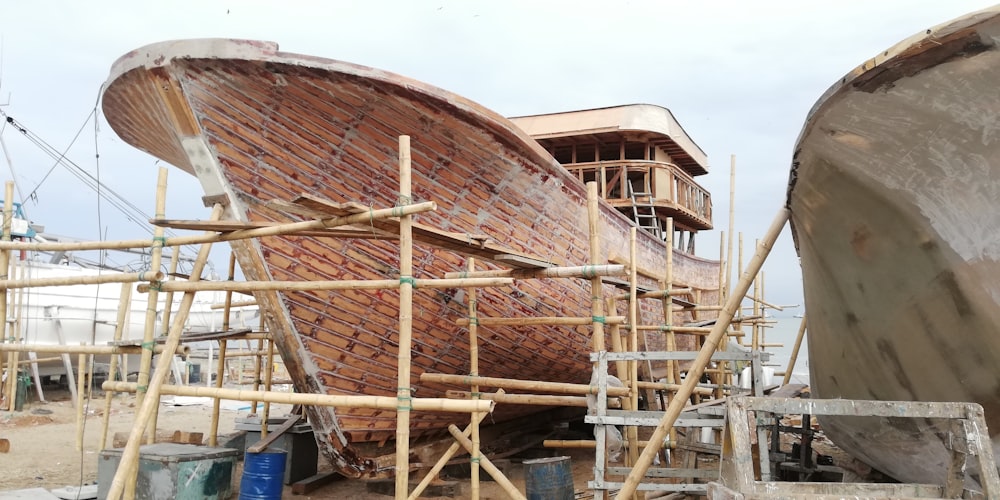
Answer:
[1, 184, 13, 411]
[135, 168, 169, 447]
[260, 338, 275, 439]
[137, 276, 513, 293]
[544, 440, 666, 449]
[102, 381, 493, 413]
[587, 183, 606, 356]
[75, 351, 87, 451]
[395, 135, 415, 500]
[0, 343, 188, 355]
[782, 316, 808, 386]
[420, 373, 630, 397]
[614, 208, 788, 500]
[614, 288, 693, 301]
[466, 258, 481, 500]
[159, 250, 181, 339]
[626, 227, 641, 480]
[101, 283, 134, 448]
[455, 316, 625, 327]
[0, 202, 436, 253]
[447, 424, 527, 500]
[407, 390, 505, 500]
[210, 252, 237, 448]
[0, 271, 164, 291]
[632, 325, 713, 334]
[14, 356, 59, 365]
[725, 155, 736, 299]
[443, 264, 625, 280]
[663, 218, 680, 465]
[209, 300, 257, 310]
[111, 204, 223, 500]
[445, 390, 606, 408]
[635, 380, 713, 396]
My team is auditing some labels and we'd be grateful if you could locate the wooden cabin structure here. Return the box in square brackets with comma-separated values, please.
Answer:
[511, 104, 712, 251]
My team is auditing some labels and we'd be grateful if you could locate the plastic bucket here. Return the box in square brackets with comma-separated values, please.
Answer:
[524, 456, 574, 500]
[239, 448, 287, 500]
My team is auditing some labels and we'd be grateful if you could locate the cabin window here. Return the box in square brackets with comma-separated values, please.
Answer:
[599, 142, 620, 161]
[624, 142, 646, 160]
[553, 145, 573, 164]
[576, 144, 597, 163]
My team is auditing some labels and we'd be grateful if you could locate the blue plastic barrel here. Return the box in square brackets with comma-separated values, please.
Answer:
[523, 456, 574, 500]
[239, 448, 287, 500]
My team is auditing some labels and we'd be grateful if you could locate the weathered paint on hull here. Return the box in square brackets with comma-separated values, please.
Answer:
[101, 39, 720, 477]
[789, 7, 1000, 484]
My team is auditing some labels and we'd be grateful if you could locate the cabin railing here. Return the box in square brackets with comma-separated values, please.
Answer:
[563, 160, 712, 225]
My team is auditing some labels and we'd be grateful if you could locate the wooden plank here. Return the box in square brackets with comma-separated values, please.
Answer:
[247, 414, 302, 453]
[291, 471, 342, 495]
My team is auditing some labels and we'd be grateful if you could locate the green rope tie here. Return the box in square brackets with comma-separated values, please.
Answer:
[458, 272, 468, 279]
[659, 325, 673, 332]
[397, 387, 413, 411]
[592, 316, 606, 324]
[470, 392, 481, 398]
[470, 457, 481, 463]
[136, 385, 148, 392]
[399, 276, 416, 288]
[149, 282, 163, 291]
[141, 341, 156, 349]
[397, 194, 413, 205]
[391, 206, 404, 217]
[582, 265, 597, 278]
[151, 236, 166, 248]
[467, 317, 479, 326]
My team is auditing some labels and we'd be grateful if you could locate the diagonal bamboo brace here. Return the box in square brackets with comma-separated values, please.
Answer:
[614, 208, 789, 500]
[447, 424, 527, 500]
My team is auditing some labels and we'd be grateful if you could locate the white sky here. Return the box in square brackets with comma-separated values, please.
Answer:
[0, 1, 992, 308]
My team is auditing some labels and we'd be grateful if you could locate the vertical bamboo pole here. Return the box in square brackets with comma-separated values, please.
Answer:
[725, 155, 736, 299]
[102, 283, 134, 448]
[75, 351, 86, 451]
[715, 232, 728, 399]
[752, 270, 761, 352]
[782, 316, 808, 386]
[208, 339, 228, 447]
[136, 168, 168, 443]
[109, 204, 223, 500]
[662, 218, 678, 454]
[160, 249, 181, 338]
[395, 135, 414, 499]
[587, 183, 605, 354]
[1, 183, 13, 410]
[614, 208, 788, 500]
[626, 228, 640, 483]
[7, 256, 24, 411]
[261, 338, 275, 439]
[250, 337, 263, 414]
[467, 258, 481, 500]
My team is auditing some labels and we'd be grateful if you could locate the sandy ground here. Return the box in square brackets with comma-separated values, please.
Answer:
[0, 387, 600, 499]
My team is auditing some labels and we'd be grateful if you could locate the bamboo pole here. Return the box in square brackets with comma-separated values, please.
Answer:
[614, 208, 788, 500]
[752, 270, 762, 352]
[0, 343, 187, 355]
[443, 264, 625, 280]
[15, 356, 60, 365]
[5, 252, 20, 411]
[631, 325, 713, 334]
[586, 183, 605, 355]
[159, 251, 181, 339]
[75, 352, 86, 451]
[725, 155, 736, 299]
[210, 300, 257, 310]
[466, 258, 481, 500]
[716, 233, 729, 399]
[420, 373, 630, 397]
[208, 338, 228, 447]
[0, 202, 436, 253]
[456, 316, 624, 327]
[137, 276, 513, 293]
[544, 440, 665, 449]
[395, 135, 414, 500]
[782, 316, 808, 386]
[135, 168, 169, 445]
[614, 288, 693, 301]
[448, 390, 601, 407]
[250, 337, 263, 413]
[635, 380, 713, 396]
[260, 338, 275, 439]
[447, 424, 527, 500]
[110, 204, 223, 500]
[626, 228, 641, 479]
[407, 390, 505, 500]
[0, 184, 12, 411]
[102, 283, 134, 448]
[0, 271, 162, 291]
[102, 381, 492, 412]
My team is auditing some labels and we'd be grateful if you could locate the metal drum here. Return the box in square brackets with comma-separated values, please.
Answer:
[523, 456, 574, 500]
[239, 448, 287, 500]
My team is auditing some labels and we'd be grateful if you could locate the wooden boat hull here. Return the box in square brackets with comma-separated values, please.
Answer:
[788, 7, 1000, 484]
[101, 39, 720, 477]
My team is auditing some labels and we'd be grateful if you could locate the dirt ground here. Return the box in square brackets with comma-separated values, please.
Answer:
[0, 387, 600, 499]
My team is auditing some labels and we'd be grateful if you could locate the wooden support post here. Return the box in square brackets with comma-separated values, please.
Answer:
[135, 168, 168, 445]
[614, 208, 788, 500]
[395, 135, 414, 500]
[782, 316, 808, 386]
[109, 204, 223, 500]
[102, 283, 134, 449]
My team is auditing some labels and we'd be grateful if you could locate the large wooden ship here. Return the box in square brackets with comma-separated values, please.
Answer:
[788, 7, 1000, 484]
[100, 39, 719, 478]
